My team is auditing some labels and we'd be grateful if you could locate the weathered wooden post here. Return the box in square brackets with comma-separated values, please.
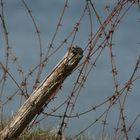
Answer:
[0, 46, 83, 140]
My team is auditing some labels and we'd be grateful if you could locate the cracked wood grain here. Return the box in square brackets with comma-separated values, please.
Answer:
[0, 46, 83, 140]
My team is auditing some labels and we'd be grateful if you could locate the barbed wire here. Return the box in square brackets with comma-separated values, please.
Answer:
[0, 0, 140, 139]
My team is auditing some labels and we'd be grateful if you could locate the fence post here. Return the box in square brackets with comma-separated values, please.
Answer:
[0, 46, 83, 140]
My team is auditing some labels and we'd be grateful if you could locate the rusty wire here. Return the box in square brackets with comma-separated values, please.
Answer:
[0, 0, 140, 139]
